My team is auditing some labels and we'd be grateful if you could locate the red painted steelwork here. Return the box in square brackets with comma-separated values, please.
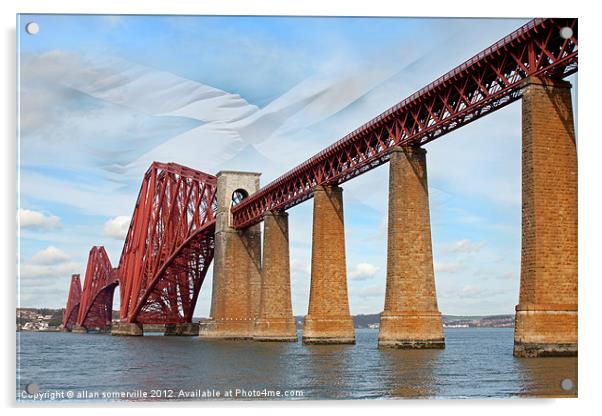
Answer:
[62, 274, 82, 330]
[118, 162, 217, 324]
[232, 18, 578, 229]
[76, 247, 117, 330]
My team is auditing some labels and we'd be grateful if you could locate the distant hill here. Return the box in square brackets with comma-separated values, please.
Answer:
[17, 308, 65, 331]
[296, 314, 515, 329]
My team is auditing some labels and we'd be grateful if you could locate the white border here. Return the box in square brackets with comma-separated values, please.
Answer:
[3, 1, 601, 415]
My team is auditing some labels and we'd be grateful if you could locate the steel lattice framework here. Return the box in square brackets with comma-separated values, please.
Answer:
[76, 247, 117, 330]
[232, 18, 578, 229]
[62, 274, 82, 330]
[118, 162, 217, 324]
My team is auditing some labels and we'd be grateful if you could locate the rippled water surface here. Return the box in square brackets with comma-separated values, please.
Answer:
[16, 328, 577, 401]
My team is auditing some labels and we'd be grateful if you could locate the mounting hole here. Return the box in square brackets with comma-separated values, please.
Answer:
[25, 22, 39, 35]
[559, 26, 573, 40]
[231, 189, 249, 207]
[560, 378, 574, 391]
[25, 383, 39, 394]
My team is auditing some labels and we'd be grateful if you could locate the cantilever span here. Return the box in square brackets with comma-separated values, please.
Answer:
[63, 162, 218, 333]
[118, 162, 217, 325]
[231, 18, 578, 229]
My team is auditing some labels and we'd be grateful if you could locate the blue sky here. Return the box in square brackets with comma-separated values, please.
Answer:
[17, 15, 578, 316]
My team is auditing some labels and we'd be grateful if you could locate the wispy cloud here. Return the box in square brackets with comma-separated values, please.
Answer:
[439, 284, 511, 300]
[434, 260, 466, 274]
[443, 239, 485, 254]
[20, 170, 135, 217]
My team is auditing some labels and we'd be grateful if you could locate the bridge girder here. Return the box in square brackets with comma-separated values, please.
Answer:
[232, 18, 578, 229]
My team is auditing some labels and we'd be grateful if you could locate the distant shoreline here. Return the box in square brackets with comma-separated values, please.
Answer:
[16, 308, 514, 332]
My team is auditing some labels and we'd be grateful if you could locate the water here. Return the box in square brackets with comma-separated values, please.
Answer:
[16, 328, 577, 401]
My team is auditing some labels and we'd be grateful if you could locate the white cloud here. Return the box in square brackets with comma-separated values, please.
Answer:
[20, 248, 79, 285]
[103, 216, 131, 240]
[18, 209, 61, 231]
[30, 246, 70, 265]
[443, 239, 484, 254]
[349, 263, 379, 281]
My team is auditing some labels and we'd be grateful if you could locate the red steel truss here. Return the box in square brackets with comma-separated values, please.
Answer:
[76, 247, 117, 330]
[62, 274, 82, 330]
[118, 162, 217, 324]
[232, 18, 578, 229]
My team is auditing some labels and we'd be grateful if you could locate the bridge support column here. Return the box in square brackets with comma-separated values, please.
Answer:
[378, 147, 444, 349]
[200, 171, 262, 340]
[111, 322, 143, 336]
[254, 211, 297, 342]
[303, 185, 355, 344]
[514, 77, 577, 357]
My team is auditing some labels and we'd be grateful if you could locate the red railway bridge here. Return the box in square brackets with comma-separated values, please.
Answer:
[63, 18, 577, 356]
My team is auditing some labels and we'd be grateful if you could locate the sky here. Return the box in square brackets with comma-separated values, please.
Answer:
[17, 14, 578, 317]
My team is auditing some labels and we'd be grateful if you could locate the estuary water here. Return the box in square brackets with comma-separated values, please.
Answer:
[16, 328, 577, 401]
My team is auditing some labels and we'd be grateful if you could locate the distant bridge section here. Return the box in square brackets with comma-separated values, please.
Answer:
[75, 247, 117, 331]
[62, 274, 82, 330]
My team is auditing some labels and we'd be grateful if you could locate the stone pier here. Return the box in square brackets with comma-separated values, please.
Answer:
[254, 211, 297, 342]
[514, 77, 577, 357]
[111, 322, 143, 336]
[303, 185, 355, 344]
[165, 323, 200, 336]
[200, 171, 262, 340]
[72, 325, 88, 334]
[143, 323, 166, 333]
[378, 147, 444, 349]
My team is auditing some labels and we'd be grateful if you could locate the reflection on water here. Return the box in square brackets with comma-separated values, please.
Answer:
[380, 349, 443, 398]
[517, 356, 578, 397]
[16, 328, 576, 401]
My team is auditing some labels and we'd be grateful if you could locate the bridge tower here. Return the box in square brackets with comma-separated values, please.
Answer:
[201, 171, 262, 339]
[378, 147, 444, 348]
[513, 77, 577, 357]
